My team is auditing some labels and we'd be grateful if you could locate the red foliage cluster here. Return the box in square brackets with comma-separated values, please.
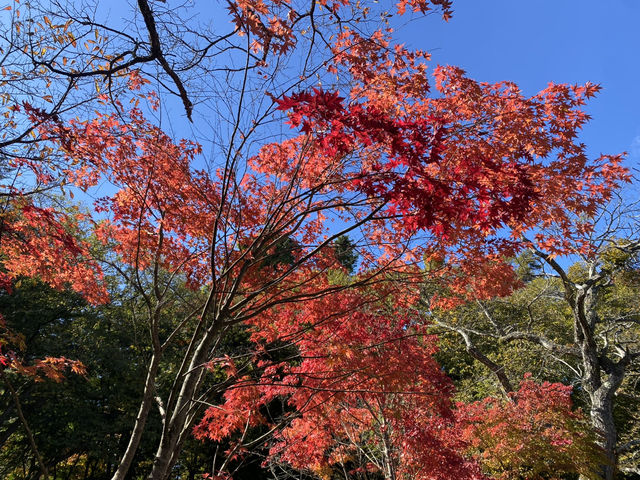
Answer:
[276, 70, 628, 251]
[457, 375, 602, 479]
[0, 202, 105, 304]
[226, 0, 452, 56]
[194, 282, 484, 479]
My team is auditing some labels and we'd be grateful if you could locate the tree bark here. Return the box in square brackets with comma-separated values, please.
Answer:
[574, 284, 625, 480]
[590, 389, 618, 480]
[111, 353, 162, 480]
[147, 326, 220, 479]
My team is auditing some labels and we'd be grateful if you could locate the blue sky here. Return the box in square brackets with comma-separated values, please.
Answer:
[396, 0, 640, 167]
[91, 0, 640, 170]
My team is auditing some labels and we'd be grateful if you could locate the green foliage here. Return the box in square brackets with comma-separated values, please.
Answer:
[333, 235, 359, 273]
[431, 282, 577, 404]
[261, 237, 300, 270]
[429, 246, 640, 478]
[0, 270, 291, 479]
[0, 278, 153, 479]
[513, 250, 541, 283]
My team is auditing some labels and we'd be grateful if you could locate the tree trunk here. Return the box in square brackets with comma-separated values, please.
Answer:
[148, 420, 184, 479]
[0, 370, 49, 480]
[590, 391, 618, 480]
[111, 353, 162, 480]
[148, 328, 218, 479]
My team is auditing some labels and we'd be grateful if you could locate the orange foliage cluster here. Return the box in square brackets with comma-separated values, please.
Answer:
[0, 202, 105, 304]
[194, 281, 484, 479]
[226, 0, 452, 56]
[0, 314, 86, 382]
[457, 375, 601, 480]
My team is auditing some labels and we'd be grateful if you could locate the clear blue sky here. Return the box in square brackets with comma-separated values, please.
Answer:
[396, 0, 640, 167]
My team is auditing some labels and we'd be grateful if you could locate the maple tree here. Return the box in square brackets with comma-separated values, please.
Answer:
[192, 282, 482, 480]
[457, 375, 602, 480]
[0, 5, 112, 470]
[0, 0, 634, 479]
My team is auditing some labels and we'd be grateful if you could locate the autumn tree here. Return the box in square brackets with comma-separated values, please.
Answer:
[457, 375, 603, 480]
[192, 282, 484, 480]
[0, 1, 632, 479]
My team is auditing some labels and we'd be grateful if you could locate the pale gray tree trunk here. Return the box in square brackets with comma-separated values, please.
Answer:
[112, 353, 162, 480]
[583, 352, 627, 480]
[590, 391, 618, 480]
[147, 324, 221, 480]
